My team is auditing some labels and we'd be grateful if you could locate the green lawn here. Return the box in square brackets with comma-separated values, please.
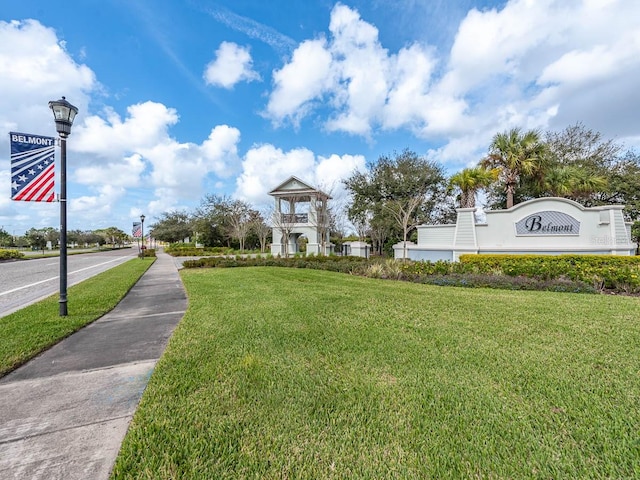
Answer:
[113, 267, 640, 479]
[0, 258, 154, 377]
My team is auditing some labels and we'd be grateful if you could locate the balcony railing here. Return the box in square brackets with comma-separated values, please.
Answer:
[281, 213, 308, 223]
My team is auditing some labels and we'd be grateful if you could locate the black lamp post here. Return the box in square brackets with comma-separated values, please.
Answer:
[140, 214, 145, 257]
[49, 97, 78, 316]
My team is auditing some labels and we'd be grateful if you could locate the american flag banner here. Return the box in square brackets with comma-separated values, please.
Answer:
[132, 222, 142, 238]
[10, 132, 56, 202]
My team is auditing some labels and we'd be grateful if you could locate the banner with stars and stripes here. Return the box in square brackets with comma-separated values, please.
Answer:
[132, 222, 142, 238]
[10, 132, 56, 202]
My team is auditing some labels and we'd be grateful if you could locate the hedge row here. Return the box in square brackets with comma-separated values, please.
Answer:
[0, 249, 24, 261]
[166, 245, 248, 256]
[418, 273, 596, 294]
[398, 254, 640, 293]
[182, 255, 369, 273]
[460, 254, 640, 292]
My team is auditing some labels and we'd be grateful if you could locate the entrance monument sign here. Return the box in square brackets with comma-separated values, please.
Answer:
[394, 198, 634, 261]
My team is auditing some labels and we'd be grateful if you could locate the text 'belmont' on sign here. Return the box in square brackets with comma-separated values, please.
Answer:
[515, 211, 581, 235]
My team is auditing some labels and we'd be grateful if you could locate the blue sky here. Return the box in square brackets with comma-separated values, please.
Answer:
[1, 0, 639, 236]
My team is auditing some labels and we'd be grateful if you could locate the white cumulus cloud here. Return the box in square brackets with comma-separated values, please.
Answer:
[234, 144, 364, 206]
[73, 102, 179, 159]
[264, 0, 640, 165]
[204, 41, 260, 88]
[70, 100, 243, 213]
[266, 39, 334, 126]
[0, 20, 95, 147]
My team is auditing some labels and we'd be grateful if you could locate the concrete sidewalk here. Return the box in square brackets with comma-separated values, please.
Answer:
[0, 252, 187, 480]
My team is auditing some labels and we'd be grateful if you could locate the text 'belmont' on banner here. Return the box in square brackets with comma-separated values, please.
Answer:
[10, 132, 56, 202]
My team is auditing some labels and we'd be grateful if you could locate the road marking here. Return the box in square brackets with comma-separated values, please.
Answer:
[0, 276, 57, 297]
[0, 256, 132, 297]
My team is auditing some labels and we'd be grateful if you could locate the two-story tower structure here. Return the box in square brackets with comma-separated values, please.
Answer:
[269, 176, 332, 256]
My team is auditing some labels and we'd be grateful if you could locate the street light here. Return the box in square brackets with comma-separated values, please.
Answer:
[49, 96, 78, 316]
[140, 214, 145, 257]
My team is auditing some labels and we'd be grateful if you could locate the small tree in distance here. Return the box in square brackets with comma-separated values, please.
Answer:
[383, 194, 424, 260]
[226, 200, 253, 252]
[149, 211, 192, 244]
[250, 211, 271, 253]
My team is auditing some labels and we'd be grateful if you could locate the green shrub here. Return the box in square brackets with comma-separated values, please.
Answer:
[165, 245, 234, 256]
[165, 244, 264, 256]
[420, 273, 596, 293]
[182, 255, 370, 273]
[399, 259, 455, 277]
[0, 249, 24, 261]
[458, 254, 640, 293]
[169, 242, 195, 249]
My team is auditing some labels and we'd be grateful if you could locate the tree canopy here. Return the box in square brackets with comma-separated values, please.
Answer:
[24, 227, 57, 251]
[474, 123, 640, 221]
[149, 211, 193, 244]
[0, 228, 12, 247]
[449, 167, 498, 209]
[344, 149, 451, 255]
[480, 128, 547, 209]
[95, 226, 128, 246]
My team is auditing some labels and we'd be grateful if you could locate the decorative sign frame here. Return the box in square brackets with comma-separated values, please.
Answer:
[515, 211, 580, 236]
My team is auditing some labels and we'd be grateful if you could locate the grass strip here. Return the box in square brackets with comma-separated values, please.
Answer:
[0, 257, 154, 377]
[113, 267, 640, 479]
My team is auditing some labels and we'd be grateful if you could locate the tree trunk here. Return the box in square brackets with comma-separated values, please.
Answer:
[506, 183, 515, 209]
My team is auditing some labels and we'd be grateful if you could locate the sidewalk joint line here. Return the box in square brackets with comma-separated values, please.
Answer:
[0, 414, 133, 446]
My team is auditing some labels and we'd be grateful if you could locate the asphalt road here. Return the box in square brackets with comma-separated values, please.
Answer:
[0, 249, 139, 318]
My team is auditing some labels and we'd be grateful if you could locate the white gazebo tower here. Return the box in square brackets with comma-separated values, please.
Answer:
[269, 176, 332, 256]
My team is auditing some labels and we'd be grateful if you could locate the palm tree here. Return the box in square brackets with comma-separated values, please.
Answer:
[543, 165, 608, 202]
[541, 165, 575, 197]
[481, 128, 547, 208]
[448, 167, 499, 208]
[565, 168, 608, 203]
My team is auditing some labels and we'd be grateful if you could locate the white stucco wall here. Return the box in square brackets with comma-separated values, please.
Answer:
[342, 241, 370, 258]
[416, 225, 455, 247]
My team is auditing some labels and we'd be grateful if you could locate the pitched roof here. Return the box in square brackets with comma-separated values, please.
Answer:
[268, 176, 331, 198]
